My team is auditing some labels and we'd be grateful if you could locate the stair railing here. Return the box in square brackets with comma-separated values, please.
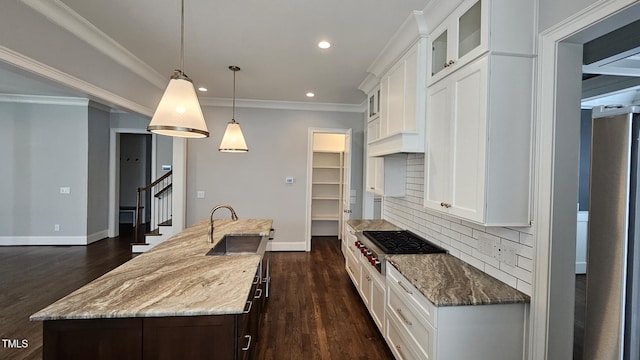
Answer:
[135, 170, 172, 243]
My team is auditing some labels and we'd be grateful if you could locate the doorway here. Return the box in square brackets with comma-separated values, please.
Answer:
[306, 128, 352, 252]
[108, 128, 156, 238]
[118, 133, 152, 228]
[533, 1, 640, 358]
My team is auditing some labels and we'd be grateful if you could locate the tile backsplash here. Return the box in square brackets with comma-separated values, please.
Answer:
[382, 154, 534, 295]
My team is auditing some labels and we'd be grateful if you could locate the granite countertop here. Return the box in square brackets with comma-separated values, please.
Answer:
[31, 218, 273, 321]
[346, 219, 401, 231]
[387, 254, 530, 306]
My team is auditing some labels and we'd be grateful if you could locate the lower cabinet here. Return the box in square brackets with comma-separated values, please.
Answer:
[42, 267, 266, 360]
[359, 254, 386, 332]
[386, 265, 526, 360]
[344, 224, 385, 333]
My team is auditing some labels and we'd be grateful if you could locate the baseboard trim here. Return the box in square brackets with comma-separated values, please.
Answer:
[0, 236, 90, 246]
[87, 230, 108, 244]
[268, 241, 306, 251]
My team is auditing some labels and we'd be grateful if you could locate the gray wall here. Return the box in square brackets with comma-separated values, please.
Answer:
[87, 103, 110, 236]
[156, 135, 173, 177]
[186, 106, 364, 247]
[538, 0, 599, 32]
[0, 101, 88, 237]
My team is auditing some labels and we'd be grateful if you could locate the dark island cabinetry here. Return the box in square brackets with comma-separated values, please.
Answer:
[42, 265, 266, 360]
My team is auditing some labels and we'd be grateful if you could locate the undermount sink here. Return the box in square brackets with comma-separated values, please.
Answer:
[206, 234, 266, 256]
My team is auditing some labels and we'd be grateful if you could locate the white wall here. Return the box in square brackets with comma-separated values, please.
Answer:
[186, 106, 364, 250]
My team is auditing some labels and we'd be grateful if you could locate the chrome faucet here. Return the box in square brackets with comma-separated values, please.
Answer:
[208, 204, 238, 243]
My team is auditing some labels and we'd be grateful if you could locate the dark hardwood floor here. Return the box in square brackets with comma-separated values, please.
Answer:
[0, 226, 134, 360]
[573, 274, 586, 360]
[1, 231, 392, 359]
[256, 236, 393, 360]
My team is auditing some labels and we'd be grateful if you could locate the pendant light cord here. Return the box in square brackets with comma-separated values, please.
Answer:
[232, 69, 236, 121]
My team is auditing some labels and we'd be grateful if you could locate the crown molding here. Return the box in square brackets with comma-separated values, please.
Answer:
[0, 94, 88, 106]
[0, 45, 154, 116]
[20, 0, 166, 89]
[200, 97, 365, 113]
[366, 11, 428, 78]
[358, 73, 380, 95]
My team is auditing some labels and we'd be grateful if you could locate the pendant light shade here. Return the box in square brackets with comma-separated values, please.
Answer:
[219, 66, 248, 152]
[147, 0, 209, 138]
[219, 122, 248, 152]
[148, 70, 209, 138]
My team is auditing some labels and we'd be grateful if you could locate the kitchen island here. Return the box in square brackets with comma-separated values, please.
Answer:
[30, 218, 273, 360]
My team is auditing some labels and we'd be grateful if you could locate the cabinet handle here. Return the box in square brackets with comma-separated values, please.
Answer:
[348, 265, 354, 274]
[395, 345, 406, 359]
[254, 288, 263, 299]
[397, 308, 413, 326]
[253, 275, 259, 285]
[365, 275, 371, 281]
[397, 281, 413, 295]
[242, 335, 252, 351]
[440, 202, 451, 208]
[243, 300, 252, 314]
[444, 59, 456, 68]
[370, 187, 375, 190]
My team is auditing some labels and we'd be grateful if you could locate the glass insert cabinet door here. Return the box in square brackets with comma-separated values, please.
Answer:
[429, 0, 483, 79]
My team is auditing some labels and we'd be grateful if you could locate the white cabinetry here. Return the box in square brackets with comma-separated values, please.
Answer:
[369, 39, 427, 157]
[425, 55, 532, 226]
[343, 224, 385, 333]
[386, 264, 526, 360]
[366, 154, 407, 197]
[428, 0, 535, 85]
[311, 151, 344, 235]
[344, 225, 362, 290]
[424, 0, 534, 226]
[359, 254, 385, 331]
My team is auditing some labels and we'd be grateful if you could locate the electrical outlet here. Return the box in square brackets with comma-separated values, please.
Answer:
[196, 191, 205, 199]
[54, 224, 60, 232]
[60, 187, 70, 194]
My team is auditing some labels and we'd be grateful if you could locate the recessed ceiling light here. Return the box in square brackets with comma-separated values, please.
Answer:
[306, 92, 315, 98]
[198, 87, 208, 92]
[318, 41, 331, 49]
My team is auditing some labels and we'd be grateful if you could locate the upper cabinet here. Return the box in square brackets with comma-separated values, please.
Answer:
[427, 0, 535, 85]
[369, 39, 427, 156]
[424, 0, 535, 226]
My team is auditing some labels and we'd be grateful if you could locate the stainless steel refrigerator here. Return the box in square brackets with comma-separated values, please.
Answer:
[585, 105, 640, 360]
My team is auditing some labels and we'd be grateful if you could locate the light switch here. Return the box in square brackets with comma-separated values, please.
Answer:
[196, 191, 205, 199]
[60, 187, 70, 194]
[285, 177, 294, 184]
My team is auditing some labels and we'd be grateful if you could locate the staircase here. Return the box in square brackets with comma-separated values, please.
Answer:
[131, 171, 177, 253]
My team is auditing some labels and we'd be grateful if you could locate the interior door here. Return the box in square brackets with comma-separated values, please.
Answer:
[341, 129, 352, 241]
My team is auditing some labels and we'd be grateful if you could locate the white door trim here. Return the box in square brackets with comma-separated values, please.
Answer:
[305, 127, 352, 252]
[108, 128, 156, 238]
[532, 0, 640, 358]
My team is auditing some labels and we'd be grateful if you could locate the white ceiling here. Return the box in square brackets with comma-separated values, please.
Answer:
[22, 0, 427, 106]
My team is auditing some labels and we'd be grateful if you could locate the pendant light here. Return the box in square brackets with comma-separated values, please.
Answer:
[219, 66, 248, 152]
[147, 0, 209, 138]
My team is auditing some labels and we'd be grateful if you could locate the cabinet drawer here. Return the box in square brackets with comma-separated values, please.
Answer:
[387, 265, 436, 327]
[387, 284, 434, 359]
[386, 315, 428, 360]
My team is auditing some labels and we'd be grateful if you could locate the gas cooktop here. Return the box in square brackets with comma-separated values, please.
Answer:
[362, 230, 447, 255]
